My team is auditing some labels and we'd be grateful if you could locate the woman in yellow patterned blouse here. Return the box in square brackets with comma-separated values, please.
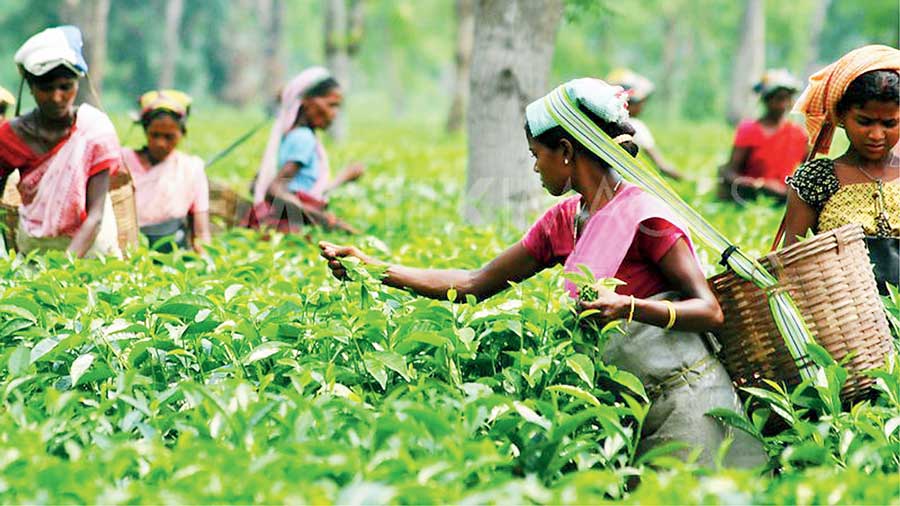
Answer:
[781, 45, 900, 294]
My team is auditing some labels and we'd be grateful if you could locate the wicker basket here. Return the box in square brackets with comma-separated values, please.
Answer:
[1, 172, 22, 249]
[109, 169, 139, 252]
[0, 169, 139, 253]
[208, 180, 252, 232]
[710, 224, 892, 403]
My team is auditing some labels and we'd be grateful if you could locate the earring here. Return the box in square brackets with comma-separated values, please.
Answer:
[564, 159, 569, 165]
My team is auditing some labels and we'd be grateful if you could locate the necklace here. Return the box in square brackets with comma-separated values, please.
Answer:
[855, 155, 896, 237]
[574, 178, 624, 242]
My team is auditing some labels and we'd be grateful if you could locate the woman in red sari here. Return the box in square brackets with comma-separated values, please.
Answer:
[0, 26, 120, 257]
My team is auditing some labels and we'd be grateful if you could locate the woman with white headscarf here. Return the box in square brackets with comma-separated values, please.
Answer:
[320, 78, 765, 469]
[249, 68, 363, 234]
[0, 25, 121, 257]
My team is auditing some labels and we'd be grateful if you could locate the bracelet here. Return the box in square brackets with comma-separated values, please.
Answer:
[626, 295, 636, 326]
[664, 300, 677, 330]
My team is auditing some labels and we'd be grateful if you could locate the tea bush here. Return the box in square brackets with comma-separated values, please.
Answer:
[0, 112, 896, 504]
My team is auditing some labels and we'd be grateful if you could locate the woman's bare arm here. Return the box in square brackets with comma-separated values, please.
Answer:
[267, 161, 352, 231]
[68, 169, 110, 257]
[191, 211, 212, 253]
[320, 241, 544, 302]
[781, 188, 818, 247]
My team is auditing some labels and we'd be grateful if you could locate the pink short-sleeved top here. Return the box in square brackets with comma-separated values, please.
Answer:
[123, 148, 210, 227]
[521, 194, 685, 298]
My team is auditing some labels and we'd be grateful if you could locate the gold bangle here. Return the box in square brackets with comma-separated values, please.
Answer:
[626, 295, 636, 325]
[664, 300, 677, 330]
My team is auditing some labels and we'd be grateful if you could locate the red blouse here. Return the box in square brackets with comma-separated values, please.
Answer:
[521, 196, 684, 298]
[733, 119, 808, 183]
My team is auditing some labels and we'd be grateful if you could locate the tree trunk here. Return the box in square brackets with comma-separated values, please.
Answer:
[465, 0, 563, 227]
[803, 0, 832, 78]
[87, 0, 109, 98]
[158, 0, 184, 89]
[382, 20, 406, 117]
[446, 0, 475, 133]
[726, 0, 765, 125]
[221, 0, 263, 106]
[59, 0, 109, 105]
[657, 10, 679, 119]
[324, 0, 350, 141]
[260, 0, 285, 112]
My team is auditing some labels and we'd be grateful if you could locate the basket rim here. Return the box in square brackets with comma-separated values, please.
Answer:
[710, 224, 865, 282]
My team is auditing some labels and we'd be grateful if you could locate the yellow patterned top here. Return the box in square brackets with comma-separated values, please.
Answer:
[818, 181, 900, 237]
[787, 158, 899, 238]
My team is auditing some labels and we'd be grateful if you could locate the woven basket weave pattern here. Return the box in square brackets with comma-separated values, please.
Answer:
[209, 180, 251, 231]
[1, 169, 139, 252]
[711, 224, 892, 402]
[109, 170, 139, 251]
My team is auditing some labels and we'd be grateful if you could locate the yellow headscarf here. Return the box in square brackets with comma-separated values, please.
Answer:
[793, 45, 900, 155]
[0, 86, 15, 106]
[138, 89, 192, 119]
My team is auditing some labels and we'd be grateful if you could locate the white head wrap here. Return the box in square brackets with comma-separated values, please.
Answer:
[14, 25, 88, 77]
[754, 68, 802, 97]
[526, 78, 630, 137]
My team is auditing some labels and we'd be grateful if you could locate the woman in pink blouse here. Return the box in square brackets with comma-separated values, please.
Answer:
[320, 79, 765, 469]
[123, 90, 211, 253]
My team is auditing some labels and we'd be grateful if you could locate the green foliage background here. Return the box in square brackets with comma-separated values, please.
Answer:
[0, 0, 896, 119]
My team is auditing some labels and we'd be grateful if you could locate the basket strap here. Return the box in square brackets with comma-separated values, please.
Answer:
[771, 215, 787, 252]
[765, 251, 786, 281]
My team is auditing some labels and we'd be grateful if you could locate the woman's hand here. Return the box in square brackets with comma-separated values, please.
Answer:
[577, 288, 630, 328]
[319, 241, 382, 279]
[342, 163, 365, 182]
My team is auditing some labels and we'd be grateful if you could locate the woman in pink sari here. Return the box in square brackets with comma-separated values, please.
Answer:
[0, 26, 120, 257]
[249, 67, 363, 234]
[123, 89, 211, 253]
[321, 79, 765, 468]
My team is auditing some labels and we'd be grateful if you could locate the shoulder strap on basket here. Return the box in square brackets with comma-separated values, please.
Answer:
[770, 214, 787, 252]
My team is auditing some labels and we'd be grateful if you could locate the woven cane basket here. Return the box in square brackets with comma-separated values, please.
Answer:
[710, 224, 892, 403]
[1, 170, 138, 253]
[209, 180, 251, 232]
[1, 172, 22, 249]
[109, 169, 139, 252]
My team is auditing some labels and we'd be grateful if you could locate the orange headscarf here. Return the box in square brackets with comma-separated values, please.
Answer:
[793, 44, 900, 156]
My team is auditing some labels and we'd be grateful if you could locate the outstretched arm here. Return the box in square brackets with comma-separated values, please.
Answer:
[322, 163, 365, 194]
[644, 146, 683, 180]
[320, 240, 544, 302]
[268, 161, 356, 233]
[718, 145, 750, 189]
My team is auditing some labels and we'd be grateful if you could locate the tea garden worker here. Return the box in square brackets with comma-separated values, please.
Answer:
[320, 78, 766, 468]
[122, 90, 211, 253]
[780, 45, 900, 294]
[249, 67, 364, 234]
[0, 86, 16, 124]
[719, 69, 808, 204]
[0, 26, 121, 258]
[607, 68, 683, 180]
